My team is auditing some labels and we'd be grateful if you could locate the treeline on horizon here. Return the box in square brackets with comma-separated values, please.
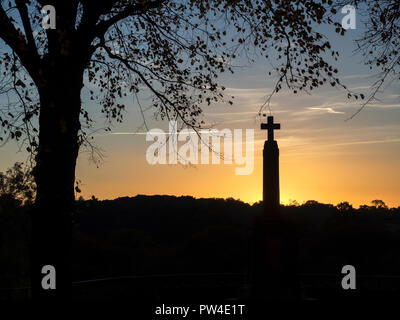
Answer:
[2, 194, 400, 289]
[84, 195, 400, 210]
[1, 163, 400, 295]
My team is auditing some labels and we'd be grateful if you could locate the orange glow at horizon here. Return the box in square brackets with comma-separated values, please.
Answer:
[77, 136, 400, 208]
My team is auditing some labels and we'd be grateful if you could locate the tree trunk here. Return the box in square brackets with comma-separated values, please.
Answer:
[30, 62, 83, 299]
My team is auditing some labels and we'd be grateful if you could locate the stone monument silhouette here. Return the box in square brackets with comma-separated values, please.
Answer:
[261, 115, 280, 216]
[249, 114, 298, 300]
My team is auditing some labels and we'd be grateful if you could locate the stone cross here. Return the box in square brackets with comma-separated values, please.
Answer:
[261, 115, 280, 142]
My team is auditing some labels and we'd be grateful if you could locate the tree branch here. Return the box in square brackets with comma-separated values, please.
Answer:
[15, 0, 38, 56]
[0, 3, 41, 83]
[90, 0, 167, 39]
[100, 39, 200, 129]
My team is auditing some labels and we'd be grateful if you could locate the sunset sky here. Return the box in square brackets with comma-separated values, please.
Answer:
[1, 12, 399, 208]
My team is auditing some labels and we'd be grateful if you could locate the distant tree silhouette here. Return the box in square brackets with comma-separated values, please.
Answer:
[371, 199, 389, 210]
[0, 163, 31, 289]
[336, 201, 353, 213]
[0, 162, 35, 206]
[288, 199, 300, 207]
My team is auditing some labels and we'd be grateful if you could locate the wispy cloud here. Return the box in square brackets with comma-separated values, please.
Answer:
[326, 138, 400, 147]
[368, 103, 400, 109]
[307, 107, 345, 114]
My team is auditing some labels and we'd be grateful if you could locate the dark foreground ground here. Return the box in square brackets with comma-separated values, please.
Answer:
[1, 195, 400, 300]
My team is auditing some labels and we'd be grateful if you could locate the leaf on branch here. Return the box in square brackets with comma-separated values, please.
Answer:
[15, 80, 26, 88]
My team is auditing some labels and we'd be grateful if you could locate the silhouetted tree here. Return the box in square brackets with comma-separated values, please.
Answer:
[0, 163, 32, 289]
[371, 199, 389, 210]
[0, 162, 35, 205]
[338, 0, 400, 118]
[336, 201, 353, 213]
